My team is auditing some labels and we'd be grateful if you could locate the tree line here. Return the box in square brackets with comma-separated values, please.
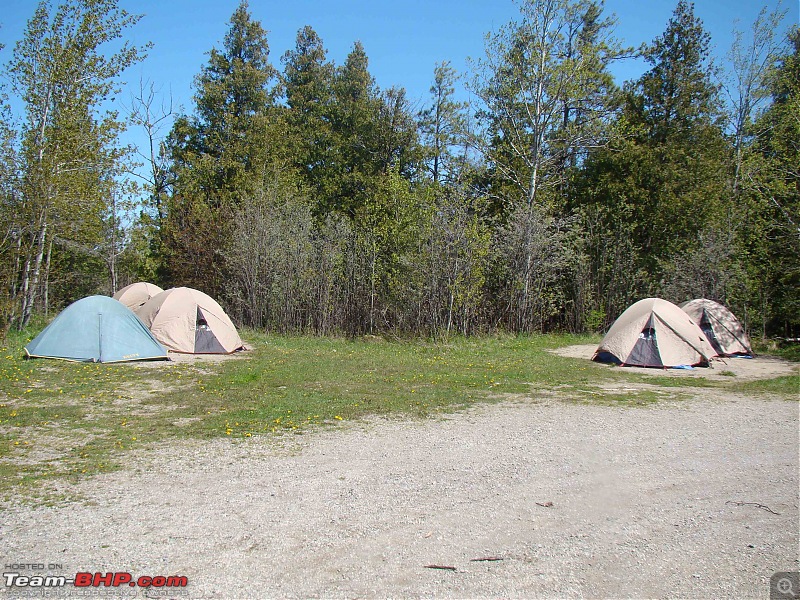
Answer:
[1, 0, 797, 339]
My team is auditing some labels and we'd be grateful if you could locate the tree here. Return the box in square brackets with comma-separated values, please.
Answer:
[725, 3, 788, 195]
[741, 26, 800, 335]
[570, 0, 730, 324]
[631, 0, 728, 269]
[414, 186, 490, 336]
[170, 0, 276, 202]
[417, 61, 468, 186]
[282, 35, 419, 219]
[470, 0, 627, 212]
[328, 41, 382, 217]
[224, 172, 315, 330]
[491, 202, 581, 331]
[193, 0, 275, 196]
[691, 5, 795, 336]
[164, 0, 276, 294]
[470, 0, 625, 331]
[127, 79, 175, 224]
[6, 0, 149, 327]
[351, 169, 423, 333]
[120, 79, 175, 284]
[281, 25, 336, 215]
[635, 0, 723, 145]
[374, 86, 420, 180]
[0, 88, 21, 338]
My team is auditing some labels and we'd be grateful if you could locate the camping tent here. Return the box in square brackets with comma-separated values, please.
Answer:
[113, 282, 164, 311]
[680, 299, 752, 356]
[136, 287, 243, 354]
[25, 295, 168, 363]
[593, 298, 717, 367]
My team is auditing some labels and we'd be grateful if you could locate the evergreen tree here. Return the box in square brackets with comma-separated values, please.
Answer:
[418, 61, 468, 186]
[281, 26, 336, 215]
[631, 0, 728, 266]
[330, 41, 382, 216]
[170, 0, 276, 203]
[374, 86, 420, 179]
[572, 0, 730, 322]
[163, 0, 276, 294]
[636, 0, 722, 144]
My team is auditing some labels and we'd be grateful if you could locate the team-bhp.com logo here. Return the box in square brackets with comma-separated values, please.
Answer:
[4, 571, 188, 589]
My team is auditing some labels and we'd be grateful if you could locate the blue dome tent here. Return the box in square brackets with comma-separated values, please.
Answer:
[25, 296, 168, 363]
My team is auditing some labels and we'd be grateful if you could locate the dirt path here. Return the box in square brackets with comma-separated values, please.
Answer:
[1, 390, 798, 599]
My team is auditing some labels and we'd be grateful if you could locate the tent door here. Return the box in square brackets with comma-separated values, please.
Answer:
[626, 315, 663, 367]
[194, 308, 227, 353]
[700, 312, 724, 355]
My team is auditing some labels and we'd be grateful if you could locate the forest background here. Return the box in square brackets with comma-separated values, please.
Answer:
[0, 0, 797, 339]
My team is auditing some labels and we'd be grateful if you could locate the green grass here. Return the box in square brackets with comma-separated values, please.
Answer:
[164, 332, 615, 438]
[732, 375, 800, 397]
[0, 326, 795, 504]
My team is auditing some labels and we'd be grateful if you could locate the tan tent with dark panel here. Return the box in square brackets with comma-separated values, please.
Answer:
[113, 282, 164, 311]
[680, 298, 752, 357]
[136, 287, 243, 354]
[593, 298, 717, 368]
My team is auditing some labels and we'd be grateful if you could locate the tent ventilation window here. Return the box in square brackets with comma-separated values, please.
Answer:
[639, 327, 656, 341]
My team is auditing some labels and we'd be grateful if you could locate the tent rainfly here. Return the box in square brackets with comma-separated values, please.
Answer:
[136, 287, 243, 354]
[680, 298, 753, 356]
[25, 295, 168, 363]
[593, 298, 717, 368]
[113, 282, 164, 311]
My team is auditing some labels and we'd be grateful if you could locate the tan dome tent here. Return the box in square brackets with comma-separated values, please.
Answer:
[136, 287, 243, 354]
[680, 299, 753, 357]
[593, 298, 717, 368]
[113, 282, 164, 311]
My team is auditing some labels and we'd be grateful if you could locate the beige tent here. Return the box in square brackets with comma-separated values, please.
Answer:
[136, 287, 243, 354]
[680, 299, 752, 356]
[113, 282, 164, 311]
[593, 298, 717, 367]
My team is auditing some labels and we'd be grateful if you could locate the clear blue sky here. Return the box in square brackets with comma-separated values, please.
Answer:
[1, 0, 797, 147]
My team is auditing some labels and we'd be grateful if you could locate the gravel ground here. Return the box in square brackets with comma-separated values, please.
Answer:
[1, 384, 798, 599]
